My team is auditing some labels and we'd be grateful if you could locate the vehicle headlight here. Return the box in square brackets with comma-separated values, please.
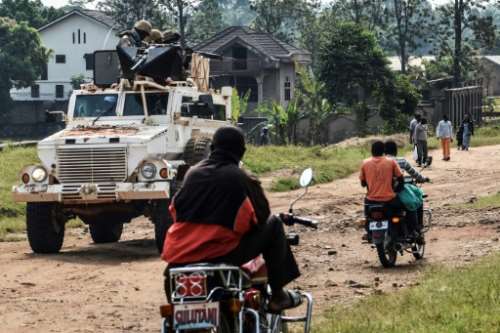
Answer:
[141, 163, 157, 179]
[31, 167, 48, 183]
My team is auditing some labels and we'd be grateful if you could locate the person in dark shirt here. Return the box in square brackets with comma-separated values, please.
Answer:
[162, 126, 301, 312]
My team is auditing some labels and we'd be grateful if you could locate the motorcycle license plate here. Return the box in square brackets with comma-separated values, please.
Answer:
[369, 220, 389, 231]
[173, 302, 219, 330]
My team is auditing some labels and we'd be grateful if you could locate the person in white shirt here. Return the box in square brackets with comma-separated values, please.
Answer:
[436, 115, 453, 161]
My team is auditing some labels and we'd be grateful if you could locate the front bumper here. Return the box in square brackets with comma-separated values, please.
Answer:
[12, 182, 170, 204]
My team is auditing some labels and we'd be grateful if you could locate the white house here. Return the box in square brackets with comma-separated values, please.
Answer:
[10, 9, 119, 102]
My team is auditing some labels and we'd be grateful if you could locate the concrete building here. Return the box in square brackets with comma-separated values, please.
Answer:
[478, 56, 500, 96]
[195, 26, 312, 111]
[10, 9, 119, 102]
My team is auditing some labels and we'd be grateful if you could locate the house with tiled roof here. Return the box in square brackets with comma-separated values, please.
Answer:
[10, 9, 119, 102]
[195, 26, 312, 110]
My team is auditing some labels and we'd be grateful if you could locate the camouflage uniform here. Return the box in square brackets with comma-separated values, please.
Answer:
[118, 20, 152, 48]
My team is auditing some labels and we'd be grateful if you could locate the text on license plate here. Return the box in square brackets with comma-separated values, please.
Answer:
[369, 220, 389, 231]
[174, 302, 219, 329]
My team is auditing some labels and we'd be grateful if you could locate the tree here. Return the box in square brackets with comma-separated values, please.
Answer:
[377, 73, 421, 128]
[433, 0, 495, 86]
[389, 0, 432, 73]
[331, 0, 387, 31]
[159, 0, 200, 48]
[98, 0, 175, 31]
[0, 18, 50, 106]
[317, 21, 392, 106]
[295, 66, 333, 145]
[0, 0, 63, 28]
[189, 0, 225, 44]
[249, 0, 318, 42]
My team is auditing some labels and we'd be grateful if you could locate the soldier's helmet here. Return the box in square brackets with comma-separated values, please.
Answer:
[134, 20, 152, 36]
[148, 29, 163, 43]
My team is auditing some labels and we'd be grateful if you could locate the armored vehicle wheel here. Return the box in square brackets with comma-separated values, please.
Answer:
[26, 203, 65, 254]
[151, 200, 173, 253]
[184, 137, 212, 166]
[88, 222, 123, 244]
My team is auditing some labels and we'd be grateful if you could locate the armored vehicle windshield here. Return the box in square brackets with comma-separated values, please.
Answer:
[123, 92, 169, 116]
[74, 94, 118, 118]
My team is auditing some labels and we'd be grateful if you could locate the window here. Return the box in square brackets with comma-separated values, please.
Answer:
[123, 93, 169, 116]
[72, 32, 75, 44]
[84, 54, 94, 71]
[31, 85, 40, 98]
[73, 94, 118, 118]
[55, 55, 66, 64]
[55, 85, 64, 98]
[83, 32, 87, 44]
[284, 77, 291, 101]
[40, 63, 48, 80]
[181, 96, 226, 120]
[78, 29, 81, 44]
[232, 46, 247, 70]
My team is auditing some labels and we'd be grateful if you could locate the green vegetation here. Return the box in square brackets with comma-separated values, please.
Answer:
[244, 145, 370, 191]
[0, 146, 83, 240]
[316, 253, 500, 333]
[456, 192, 500, 210]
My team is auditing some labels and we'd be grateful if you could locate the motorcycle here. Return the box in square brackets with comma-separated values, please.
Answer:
[365, 176, 432, 268]
[160, 168, 318, 333]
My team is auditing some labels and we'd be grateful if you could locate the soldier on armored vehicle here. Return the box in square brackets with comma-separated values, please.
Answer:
[12, 21, 233, 254]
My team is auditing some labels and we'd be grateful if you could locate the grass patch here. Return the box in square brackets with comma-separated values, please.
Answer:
[0, 146, 84, 240]
[244, 125, 500, 192]
[244, 145, 370, 191]
[316, 253, 500, 333]
[455, 192, 500, 210]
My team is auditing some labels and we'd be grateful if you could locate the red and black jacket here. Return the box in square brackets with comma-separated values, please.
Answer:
[162, 150, 270, 264]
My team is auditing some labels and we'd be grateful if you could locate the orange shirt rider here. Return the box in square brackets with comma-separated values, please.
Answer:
[360, 156, 403, 202]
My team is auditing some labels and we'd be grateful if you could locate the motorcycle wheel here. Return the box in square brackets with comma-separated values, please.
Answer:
[412, 242, 425, 260]
[376, 243, 397, 268]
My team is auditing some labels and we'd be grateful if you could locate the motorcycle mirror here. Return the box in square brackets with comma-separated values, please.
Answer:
[299, 168, 313, 188]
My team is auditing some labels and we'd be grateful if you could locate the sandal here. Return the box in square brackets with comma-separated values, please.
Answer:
[267, 290, 303, 314]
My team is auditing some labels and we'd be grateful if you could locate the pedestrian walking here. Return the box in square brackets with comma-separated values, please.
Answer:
[456, 124, 463, 150]
[415, 118, 429, 167]
[436, 115, 453, 161]
[460, 114, 474, 151]
[409, 114, 421, 145]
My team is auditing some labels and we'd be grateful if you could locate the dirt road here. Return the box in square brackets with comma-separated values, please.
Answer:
[1, 145, 500, 332]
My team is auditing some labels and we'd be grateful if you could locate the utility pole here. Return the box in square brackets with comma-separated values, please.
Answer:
[453, 0, 463, 87]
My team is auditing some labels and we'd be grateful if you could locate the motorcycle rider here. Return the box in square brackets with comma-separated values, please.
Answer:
[360, 141, 417, 240]
[384, 140, 429, 184]
[384, 140, 429, 237]
[162, 126, 301, 312]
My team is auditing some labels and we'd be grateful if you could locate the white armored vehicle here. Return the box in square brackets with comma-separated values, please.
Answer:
[12, 45, 233, 253]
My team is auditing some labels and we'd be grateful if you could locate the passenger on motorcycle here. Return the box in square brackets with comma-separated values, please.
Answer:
[384, 140, 429, 237]
[162, 126, 301, 313]
[360, 141, 418, 240]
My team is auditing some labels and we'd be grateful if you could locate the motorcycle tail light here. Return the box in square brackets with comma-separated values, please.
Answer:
[228, 298, 242, 313]
[244, 289, 261, 310]
[392, 217, 401, 224]
[175, 272, 207, 298]
[370, 211, 384, 220]
[159, 304, 173, 317]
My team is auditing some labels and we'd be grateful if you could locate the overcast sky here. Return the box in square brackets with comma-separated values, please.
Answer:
[41, 0, 452, 9]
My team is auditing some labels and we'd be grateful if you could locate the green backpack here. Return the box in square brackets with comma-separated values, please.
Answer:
[398, 184, 424, 211]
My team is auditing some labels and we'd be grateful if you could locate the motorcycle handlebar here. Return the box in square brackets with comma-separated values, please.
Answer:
[292, 216, 319, 229]
[279, 213, 318, 229]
